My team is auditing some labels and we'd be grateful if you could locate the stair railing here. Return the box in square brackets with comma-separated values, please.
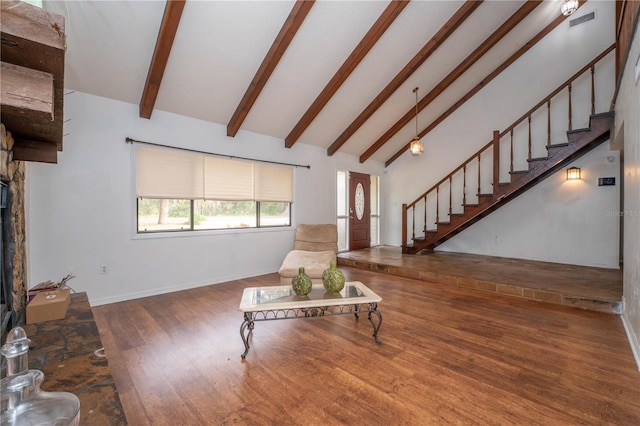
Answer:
[402, 43, 615, 250]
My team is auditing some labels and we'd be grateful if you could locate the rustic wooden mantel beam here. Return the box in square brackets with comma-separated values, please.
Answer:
[12, 139, 58, 164]
[1, 62, 54, 121]
[0, 0, 65, 152]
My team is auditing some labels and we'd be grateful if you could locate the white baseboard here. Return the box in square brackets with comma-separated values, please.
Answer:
[89, 268, 278, 306]
[621, 311, 640, 372]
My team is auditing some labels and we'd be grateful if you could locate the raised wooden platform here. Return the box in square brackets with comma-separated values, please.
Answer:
[338, 246, 622, 314]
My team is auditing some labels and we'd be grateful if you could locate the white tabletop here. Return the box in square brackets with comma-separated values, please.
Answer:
[239, 281, 382, 312]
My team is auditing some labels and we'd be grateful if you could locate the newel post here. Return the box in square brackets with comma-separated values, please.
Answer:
[492, 130, 500, 198]
[401, 203, 408, 249]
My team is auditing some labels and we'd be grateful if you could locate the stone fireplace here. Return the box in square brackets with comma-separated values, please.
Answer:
[1, 124, 27, 343]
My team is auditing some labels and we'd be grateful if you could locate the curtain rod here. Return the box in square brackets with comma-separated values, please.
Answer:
[125, 137, 311, 169]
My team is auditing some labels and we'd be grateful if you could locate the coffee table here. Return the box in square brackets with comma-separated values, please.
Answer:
[238, 281, 382, 359]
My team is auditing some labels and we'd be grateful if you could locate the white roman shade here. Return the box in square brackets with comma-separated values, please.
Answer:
[255, 163, 293, 202]
[136, 147, 204, 199]
[204, 157, 254, 201]
[135, 146, 293, 202]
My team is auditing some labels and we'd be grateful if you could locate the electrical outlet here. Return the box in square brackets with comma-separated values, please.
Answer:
[100, 264, 108, 274]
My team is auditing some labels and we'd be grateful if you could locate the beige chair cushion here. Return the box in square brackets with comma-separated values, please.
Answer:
[278, 250, 336, 285]
[292, 224, 338, 253]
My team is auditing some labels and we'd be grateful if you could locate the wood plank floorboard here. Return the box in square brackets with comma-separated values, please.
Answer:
[92, 267, 640, 425]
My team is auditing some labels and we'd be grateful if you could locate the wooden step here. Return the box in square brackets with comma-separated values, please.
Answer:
[546, 142, 569, 150]
[509, 170, 528, 175]
[567, 126, 592, 136]
[412, 230, 437, 241]
[414, 231, 438, 238]
[527, 156, 548, 163]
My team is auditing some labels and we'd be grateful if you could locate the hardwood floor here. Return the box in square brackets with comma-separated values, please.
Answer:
[93, 267, 640, 425]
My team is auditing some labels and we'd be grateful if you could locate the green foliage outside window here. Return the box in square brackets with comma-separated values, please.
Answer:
[137, 198, 290, 233]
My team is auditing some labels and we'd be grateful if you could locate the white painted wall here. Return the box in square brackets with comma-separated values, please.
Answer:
[383, 1, 620, 268]
[615, 23, 640, 370]
[25, 92, 383, 305]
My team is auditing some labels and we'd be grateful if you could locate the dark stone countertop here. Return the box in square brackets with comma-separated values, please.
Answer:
[22, 292, 127, 425]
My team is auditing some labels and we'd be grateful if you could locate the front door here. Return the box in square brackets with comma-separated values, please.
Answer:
[349, 172, 370, 251]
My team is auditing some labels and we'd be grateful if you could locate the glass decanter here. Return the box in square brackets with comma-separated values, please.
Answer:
[1, 327, 80, 425]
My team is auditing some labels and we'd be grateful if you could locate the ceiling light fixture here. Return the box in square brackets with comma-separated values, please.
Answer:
[409, 87, 424, 156]
[561, 0, 579, 16]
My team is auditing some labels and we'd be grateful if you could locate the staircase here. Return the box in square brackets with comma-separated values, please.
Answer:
[402, 45, 616, 254]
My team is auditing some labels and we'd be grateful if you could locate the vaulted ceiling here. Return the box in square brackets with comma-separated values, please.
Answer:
[42, 0, 579, 165]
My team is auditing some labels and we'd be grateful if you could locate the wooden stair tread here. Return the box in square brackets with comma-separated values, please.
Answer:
[413, 230, 438, 240]
[547, 142, 569, 149]
[567, 126, 592, 135]
[527, 156, 548, 162]
[509, 170, 528, 175]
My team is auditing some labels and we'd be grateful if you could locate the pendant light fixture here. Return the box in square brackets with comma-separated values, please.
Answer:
[561, 0, 579, 16]
[409, 87, 424, 156]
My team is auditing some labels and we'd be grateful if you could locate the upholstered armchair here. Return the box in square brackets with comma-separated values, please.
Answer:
[278, 224, 338, 284]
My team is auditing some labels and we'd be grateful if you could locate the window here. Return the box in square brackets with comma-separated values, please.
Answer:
[370, 175, 380, 246]
[135, 146, 292, 233]
[336, 171, 348, 251]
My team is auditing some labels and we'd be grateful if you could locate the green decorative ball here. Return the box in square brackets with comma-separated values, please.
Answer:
[322, 260, 345, 293]
[292, 267, 312, 296]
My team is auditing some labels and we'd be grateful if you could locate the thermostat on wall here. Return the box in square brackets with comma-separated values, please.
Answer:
[598, 177, 615, 186]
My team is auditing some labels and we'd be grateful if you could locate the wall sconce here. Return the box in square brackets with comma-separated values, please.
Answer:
[567, 166, 581, 180]
[561, 0, 579, 16]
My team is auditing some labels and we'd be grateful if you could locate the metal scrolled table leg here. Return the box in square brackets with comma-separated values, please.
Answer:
[367, 302, 382, 345]
[240, 312, 254, 359]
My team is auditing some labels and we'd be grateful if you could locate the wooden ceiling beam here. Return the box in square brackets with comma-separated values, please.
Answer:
[385, 4, 584, 167]
[326, 0, 482, 156]
[284, 0, 409, 149]
[359, 1, 542, 163]
[139, 0, 186, 119]
[227, 1, 315, 137]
